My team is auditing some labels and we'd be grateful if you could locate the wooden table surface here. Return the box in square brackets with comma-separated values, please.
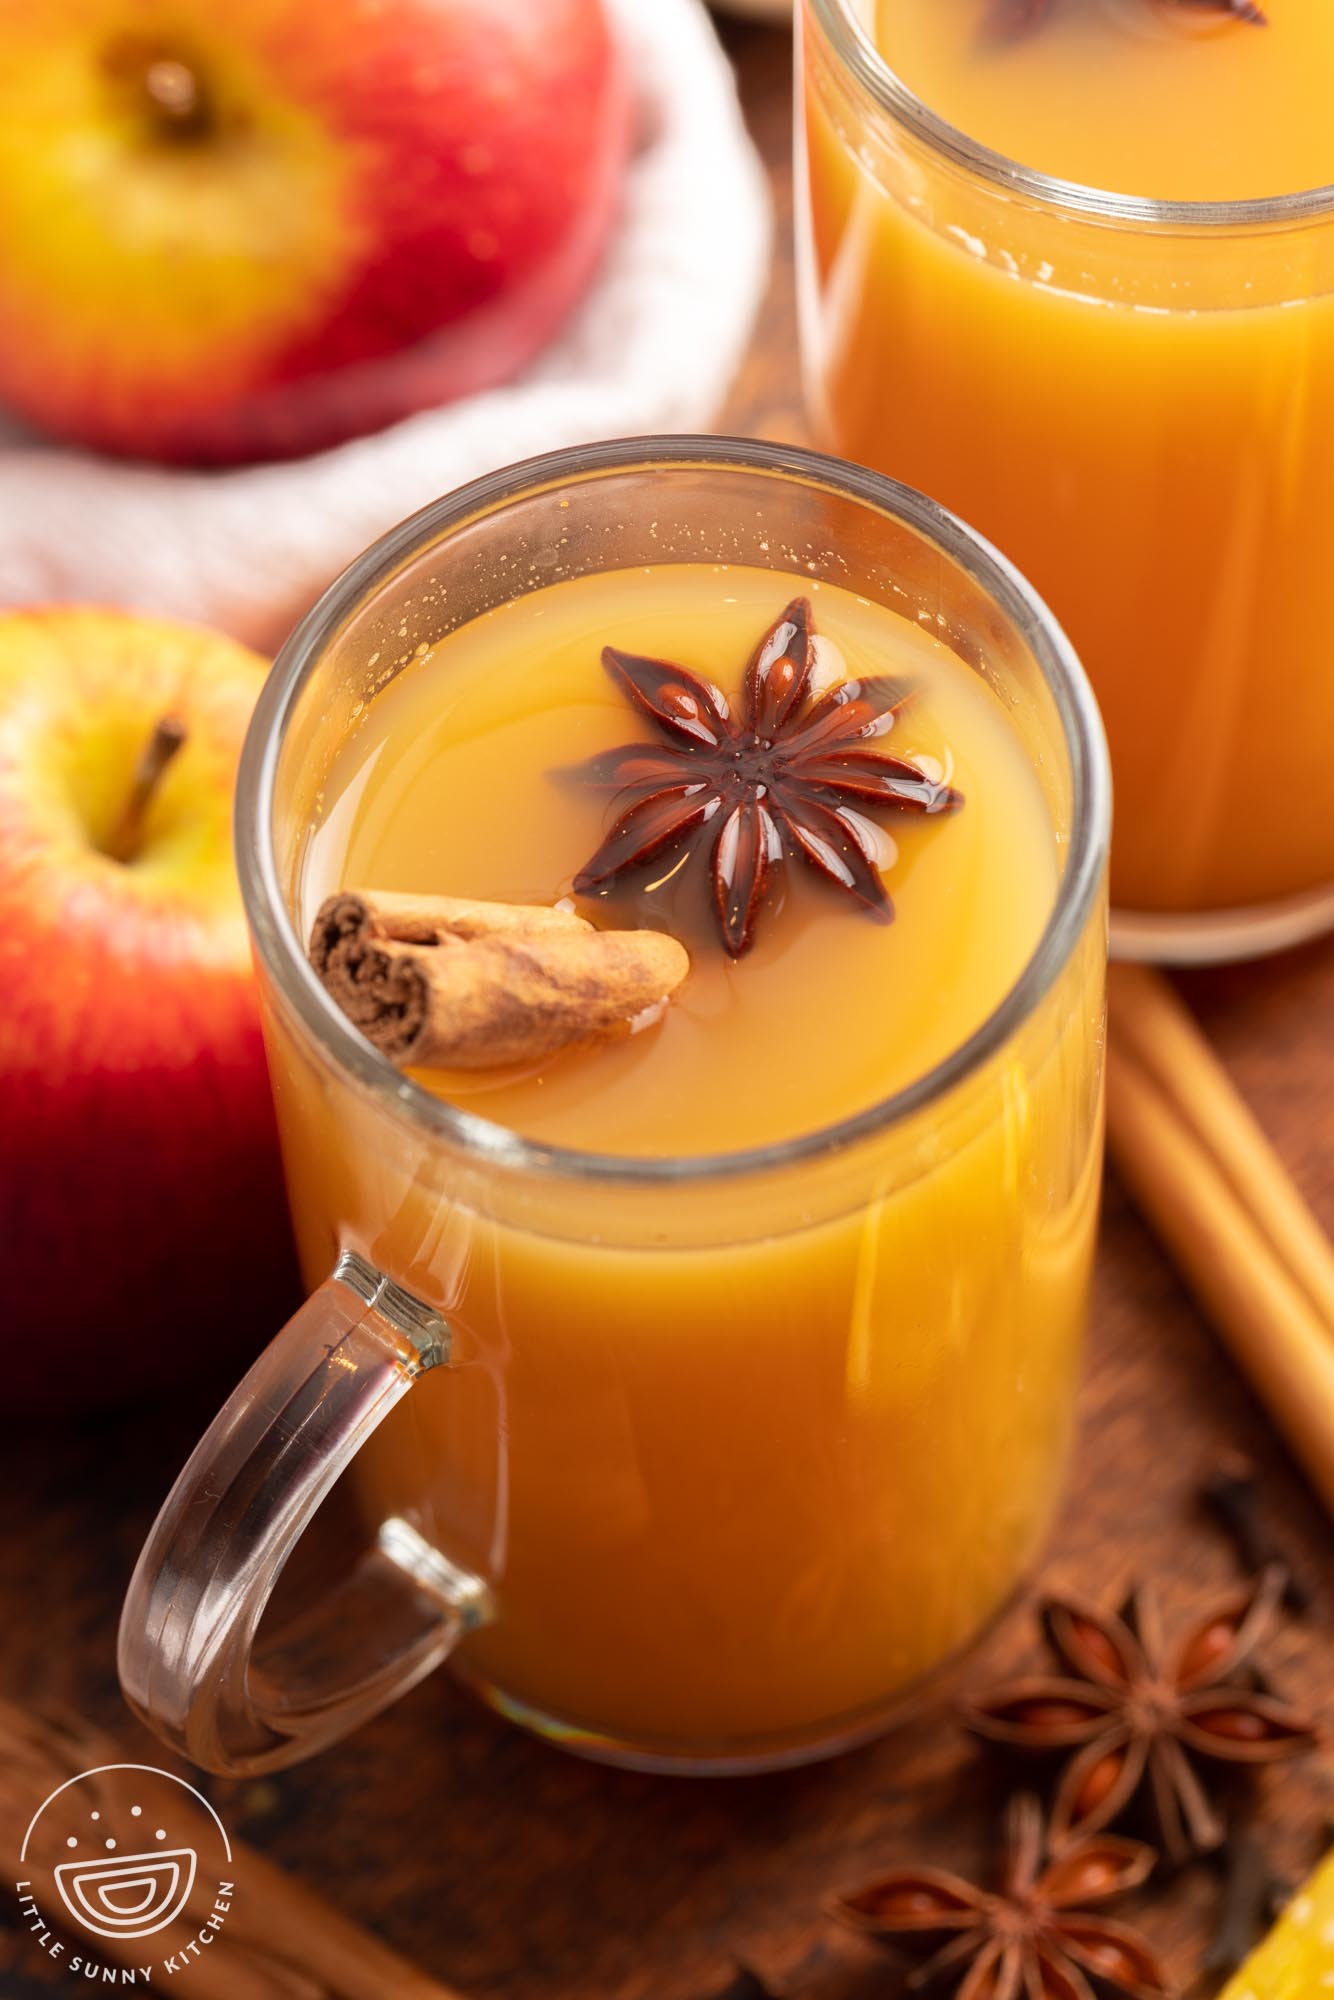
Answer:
[3, 23, 1332, 1999]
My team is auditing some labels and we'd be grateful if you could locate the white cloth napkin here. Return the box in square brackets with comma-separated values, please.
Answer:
[0, 0, 770, 649]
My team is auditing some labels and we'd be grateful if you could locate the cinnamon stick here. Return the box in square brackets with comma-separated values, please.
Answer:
[310, 890, 689, 1069]
[0, 1700, 464, 2000]
[1105, 964, 1334, 1521]
[1109, 963, 1334, 1330]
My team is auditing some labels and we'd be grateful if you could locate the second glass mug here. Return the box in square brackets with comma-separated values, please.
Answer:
[797, 0, 1334, 962]
[119, 440, 1110, 1778]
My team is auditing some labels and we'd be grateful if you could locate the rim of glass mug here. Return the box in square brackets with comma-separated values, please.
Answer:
[235, 435, 1110, 1190]
[807, 0, 1334, 228]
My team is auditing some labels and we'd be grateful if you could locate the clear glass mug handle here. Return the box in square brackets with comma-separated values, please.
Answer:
[118, 1250, 492, 1776]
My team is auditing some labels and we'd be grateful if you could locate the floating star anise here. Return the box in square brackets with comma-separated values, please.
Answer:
[960, 1571, 1321, 1864]
[568, 598, 962, 956]
[831, 1793, 1171, 2000]
[985, 0, 1265, 42]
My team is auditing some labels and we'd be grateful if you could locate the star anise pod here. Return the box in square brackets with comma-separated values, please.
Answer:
[985, 0, 1265, 42]
[960, 1570, 1321, 1864]
[831, 1792, 1171, 1999]
[568, 598, 962, 956]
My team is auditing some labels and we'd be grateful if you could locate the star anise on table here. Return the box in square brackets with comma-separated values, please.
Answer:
[984, 0, 1265, 43]
[567, 598, 962, 956]
[831, 1792, 1171, 2000]
[960, 1570, 1321, 1865]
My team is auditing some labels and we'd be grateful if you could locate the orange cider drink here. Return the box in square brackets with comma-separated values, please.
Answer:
[120, 446, 1109, 1777]
[798, 0, 1334, 956]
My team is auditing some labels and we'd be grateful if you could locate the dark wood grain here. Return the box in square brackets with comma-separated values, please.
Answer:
[2, 24, 1331, 2000]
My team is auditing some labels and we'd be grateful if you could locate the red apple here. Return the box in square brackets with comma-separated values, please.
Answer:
[0, 608, 298, 1407]
[0, 0, 631, 464]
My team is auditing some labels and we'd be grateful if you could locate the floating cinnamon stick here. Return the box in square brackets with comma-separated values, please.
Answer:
[0, 1700, 464, 2000]
[310, 890, 689, 1070]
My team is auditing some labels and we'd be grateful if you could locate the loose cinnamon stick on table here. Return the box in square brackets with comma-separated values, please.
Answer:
[1105, 962, 1334, 1522]
[1110, 962, 1334, 1329]
[310, 890, 689, 1070]
[0, 1700, 465, 2000]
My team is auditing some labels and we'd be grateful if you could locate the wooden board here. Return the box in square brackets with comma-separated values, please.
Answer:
[2, 24, 1331, 1998]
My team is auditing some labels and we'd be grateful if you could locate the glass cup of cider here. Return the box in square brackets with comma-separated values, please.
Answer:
[798, 0, 1334, 961]
[119, 440, 1109, 1778]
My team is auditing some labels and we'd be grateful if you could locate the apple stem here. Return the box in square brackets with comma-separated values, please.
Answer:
[105, 715, 189, 865]
[141, 57, 212, 141]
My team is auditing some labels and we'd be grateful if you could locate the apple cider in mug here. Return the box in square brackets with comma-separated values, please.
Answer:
[799, 0, 1334, 950]
[270, 556, 1104, 1759]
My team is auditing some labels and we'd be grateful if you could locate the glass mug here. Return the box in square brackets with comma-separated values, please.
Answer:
[797, 0, 1334, 962]
[119, 441, 1110, 1778]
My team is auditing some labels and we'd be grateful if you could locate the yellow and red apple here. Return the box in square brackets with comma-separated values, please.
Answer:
[0, 0, 631, 463]
[0, 608, 297, 1405]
